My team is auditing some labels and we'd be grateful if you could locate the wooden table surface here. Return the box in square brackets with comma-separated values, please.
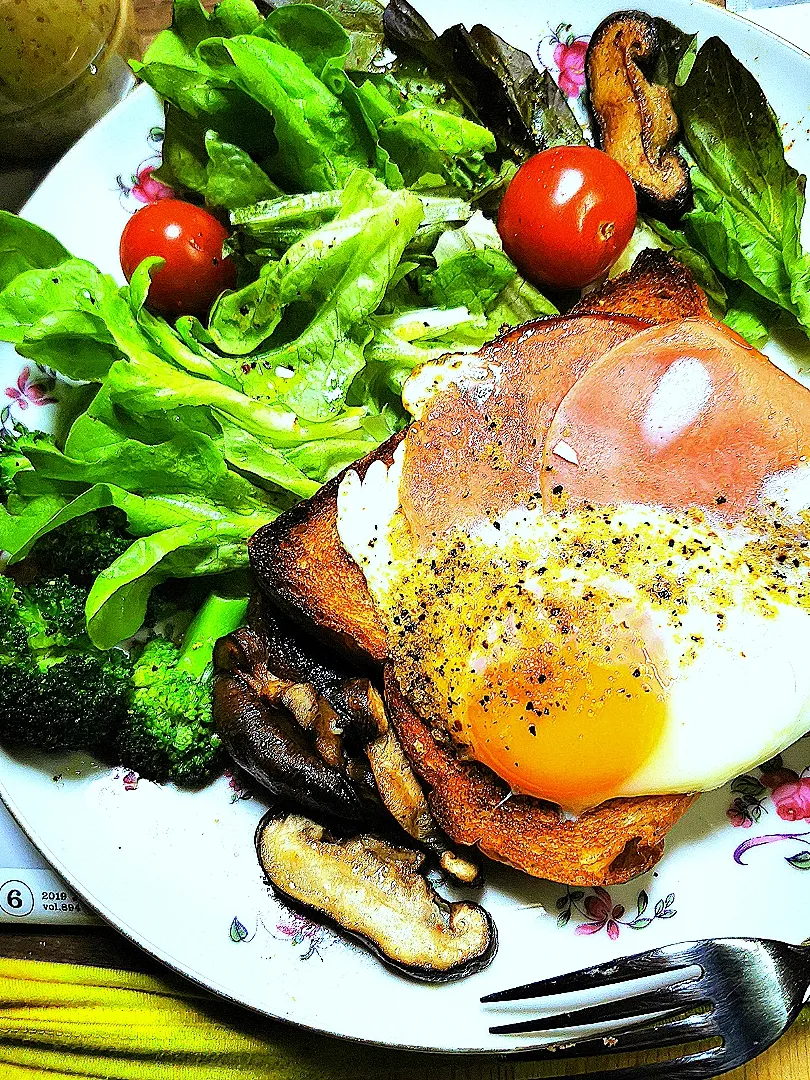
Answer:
[5, 1, 809, 1078]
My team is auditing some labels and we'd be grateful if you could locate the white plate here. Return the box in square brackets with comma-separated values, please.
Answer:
[2, 0, 810, 1054]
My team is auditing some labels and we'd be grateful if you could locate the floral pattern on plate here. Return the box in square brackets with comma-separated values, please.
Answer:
[537, 24, 592, 135]
[4, 365, 57, 412]
[727, 753, 810, 871]
[727, 754, 810, 829]
[230, 907, 337, 961]
[115, 127, 171, 210]
[556, 885, 677, 940]
[224, 768, 254, 804]
[273, 908, 333, 961]
[734, 831, 810, 871]
[547, 23, 590, 98]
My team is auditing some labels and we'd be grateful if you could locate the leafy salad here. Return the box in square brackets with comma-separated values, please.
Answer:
[0, 0, 808, 782]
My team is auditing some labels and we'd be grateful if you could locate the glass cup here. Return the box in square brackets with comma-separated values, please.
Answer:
[0, 0, 140, 163]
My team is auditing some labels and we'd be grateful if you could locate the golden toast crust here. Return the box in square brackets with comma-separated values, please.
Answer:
[249, 433, 402, 662]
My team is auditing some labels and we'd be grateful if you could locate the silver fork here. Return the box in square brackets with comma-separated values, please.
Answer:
[481, 937, 810, 1079]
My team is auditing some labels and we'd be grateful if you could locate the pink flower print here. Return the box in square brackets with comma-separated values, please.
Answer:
[224, 767, 253, 803]
[5, 367, 57, 410]
[131, 165, 174, 205]
[727, 798, 755, 829]
[275, 909, 328, 958]
[553, 37, 588, 98]
[576, 887, 625, 940]
[559, 885, 675, 935]
[771, 777, 810, 822]
[276, 910, 320, 941]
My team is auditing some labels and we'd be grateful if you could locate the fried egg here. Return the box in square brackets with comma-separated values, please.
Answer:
[336, 316, 810, 814]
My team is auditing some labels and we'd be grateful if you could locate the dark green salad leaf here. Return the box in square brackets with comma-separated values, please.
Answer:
[723, 283, 779, 350]
[382, 0, 584, 160]
[269, 0, 388, 71]
[652, 18, 698, 90]
[645, 217, 728, 313]
[158, 108, 282, 210]
[654, 30, 810, 336]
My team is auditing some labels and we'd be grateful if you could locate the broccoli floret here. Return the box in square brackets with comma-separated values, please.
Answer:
[116, 592, 248, 787]
[0, 653, 132, 752]
[0, 574, 88, 656]
[30, 508, 131, 587]
[13, 577, 88, 647]
[0, 574, 247, 786]
[0, 575, 132, 752]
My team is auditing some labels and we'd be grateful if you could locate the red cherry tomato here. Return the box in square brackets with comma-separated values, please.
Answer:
[119, 199, 237, 318]
[497, 146, 637, 291]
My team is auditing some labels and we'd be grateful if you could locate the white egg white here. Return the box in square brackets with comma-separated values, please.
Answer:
[336, 447, 810, 804]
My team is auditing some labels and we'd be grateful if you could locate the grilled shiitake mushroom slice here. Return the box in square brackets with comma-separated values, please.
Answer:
[213, 626, 382, 824]
[586, 11, 691, 219]
[213, 602, 481, 882]
[256, 810, 496, 982]
[215, 602, 492, 979]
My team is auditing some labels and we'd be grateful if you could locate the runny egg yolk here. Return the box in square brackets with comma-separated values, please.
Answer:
[461, 633, 669, 813]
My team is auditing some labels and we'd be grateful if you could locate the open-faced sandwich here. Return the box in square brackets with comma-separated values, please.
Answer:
[212, 246, 810, 978]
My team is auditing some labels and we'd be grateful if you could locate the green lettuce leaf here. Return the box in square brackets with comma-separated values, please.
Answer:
[672, 36, 810, 334]
[644, 217, 728, 313]
[134, 0, 274, 160]
[425, 249, 515, 314]
[0, 212, 71, 291]
[197, 32, 374, 192]
[227, 171, 424, 420]
[378, 108, 496, 192]
[417, 209, 557, 328]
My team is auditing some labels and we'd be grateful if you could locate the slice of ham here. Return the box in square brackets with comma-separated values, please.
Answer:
[541, 318, 810, 520]
[399, 313, 652, 545]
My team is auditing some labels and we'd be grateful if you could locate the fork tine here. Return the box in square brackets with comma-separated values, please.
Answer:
[482, 943, 697, 1003]
[488, 986, 709, 1035]
[503, 1012, 720, 1061]
[523, 1046, 726, 1080]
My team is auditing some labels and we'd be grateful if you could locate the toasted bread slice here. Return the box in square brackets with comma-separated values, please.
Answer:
[249, 250, 710, 658]
[384, 668, 695, 885]
[571, 248, 709, 320]
[248, 251, 708, 885]
[250, 432, 401, 663]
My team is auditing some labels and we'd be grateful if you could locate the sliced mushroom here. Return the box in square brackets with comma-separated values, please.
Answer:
[276, 682, 346, 771]
[246, 593, 383, 743]
[586, 11, 691, 218]
[216, 603, 483, 883]
[213, 629, 382, 824]
[356, 680, 482, 886]
[256, 810, 496, 981]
